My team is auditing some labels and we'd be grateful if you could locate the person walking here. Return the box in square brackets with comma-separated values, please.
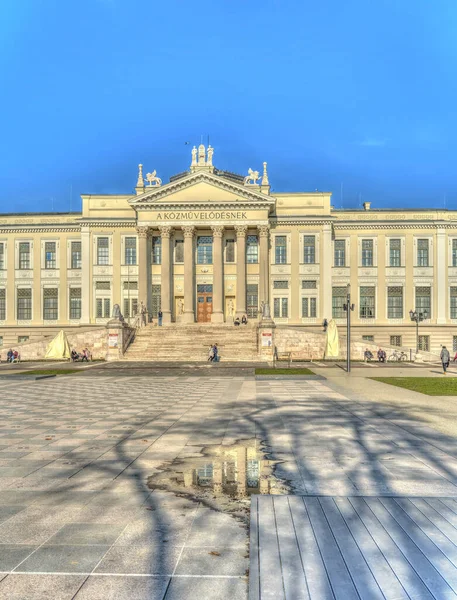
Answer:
[441, 346, 450, 374]
[208, 345, 214, 362]
[212, 343, 219, 363]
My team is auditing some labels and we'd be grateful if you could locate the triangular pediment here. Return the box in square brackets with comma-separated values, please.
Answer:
[129, 171, 275, 208]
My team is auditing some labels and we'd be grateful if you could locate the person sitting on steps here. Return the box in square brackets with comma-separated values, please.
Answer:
[241, 314, 247, 325]
[234, 317, 240, 326]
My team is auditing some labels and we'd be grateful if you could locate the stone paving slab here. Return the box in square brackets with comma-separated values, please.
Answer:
[250, 495, 457, 600]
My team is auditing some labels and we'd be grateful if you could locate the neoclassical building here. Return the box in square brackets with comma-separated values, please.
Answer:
[1, 144, 457, 355]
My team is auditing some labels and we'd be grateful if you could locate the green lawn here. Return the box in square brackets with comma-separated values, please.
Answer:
[255, 367, 315, 375]
[370, 377, 457, 396]
[12, 369, 83, 376]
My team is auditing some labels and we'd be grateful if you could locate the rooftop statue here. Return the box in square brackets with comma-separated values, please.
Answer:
[244, 168, 260, 185]
[145, 170, 162, 187]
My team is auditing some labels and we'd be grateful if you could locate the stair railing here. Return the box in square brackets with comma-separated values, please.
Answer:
[122, 313, 142, 354]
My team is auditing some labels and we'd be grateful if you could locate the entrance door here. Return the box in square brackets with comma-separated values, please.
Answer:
[197, 285, 213, 323]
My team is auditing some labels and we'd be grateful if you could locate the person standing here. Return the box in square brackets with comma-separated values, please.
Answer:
[441, 346, 450, 374]
[158, 310, 163, 327]
[323, 318, 328, 332]
[212, 343, 218, 363]
[208, 345, 214, 362]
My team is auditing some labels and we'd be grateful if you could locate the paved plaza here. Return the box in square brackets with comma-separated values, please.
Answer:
[1, 366, 457, 598]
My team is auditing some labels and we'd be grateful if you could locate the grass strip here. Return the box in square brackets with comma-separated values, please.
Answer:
[255, 368, 315, 375]
[12, 369, 83, 376]
[370, 377, 457, 396]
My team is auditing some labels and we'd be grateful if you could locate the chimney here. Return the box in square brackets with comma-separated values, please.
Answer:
[363, 202, 371, 211]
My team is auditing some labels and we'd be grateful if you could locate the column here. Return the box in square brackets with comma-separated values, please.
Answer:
[235, 225, 247, 318]
[211, 225, 224, 323]
[137, 226, 149, 312]
[182, 225, 195, 323]
[258, 225, 270, 310]
[322, 223, 332, 321]
[81, 226, 91, 324]
[159, 225, 172, 324]
[436, 228, 447, 324]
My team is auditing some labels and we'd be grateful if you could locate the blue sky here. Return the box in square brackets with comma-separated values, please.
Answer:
[1, 0, 456, 213]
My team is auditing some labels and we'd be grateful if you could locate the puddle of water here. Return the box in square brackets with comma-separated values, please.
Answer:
[147, 439, 290, 522]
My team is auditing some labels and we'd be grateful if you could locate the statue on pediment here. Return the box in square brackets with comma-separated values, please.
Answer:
[198, 144, 206, 165]
[191, 146, 197, 166]
[207, 145, 214, 166]
[145, 170, 162, 187]
[244, 168, 260, 185]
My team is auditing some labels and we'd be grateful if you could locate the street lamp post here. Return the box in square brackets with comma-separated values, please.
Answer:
[343, 284, 355, 373]
[409, 309, 428, 354]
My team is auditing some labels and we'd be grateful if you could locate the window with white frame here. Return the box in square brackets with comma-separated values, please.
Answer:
[197, 236, 213, 264]
[390, 335, 402, 347]
[45, 242, 56, 269]
[362, 335, 374, 342]
[18, 242, 31, 269]
[95, 281, 111, 291]
[69, 288, 81, 320]
[418, 335, 430, 352]
[97, 237, 109, 265]
[415, 286, 430, 316]
[174, 239, 184, 263]
[273, 280, 289, 289]
[0, 243, 4, 270]
[246, 284, 258, 318]
[450, 287, 457, 319]
[123, 298, 138, 319]
[246, 235, 258, 264]
[18, 335, 29, 343]
[417, 239, 429, 267]
[453, 240, 457, 267]
[225, 239, 235, 263]
[17, 288, 32, 320]
[302, 297, 317, 318]
[389, 239, 401, 267]
[361, 239, 373, 266]
[275, 236, 287, 264]
[152, 237, 161, 264]
[334, 239, 345, 267]
[43, 288, 58, 320]
[96, 298, 111, 318]
[123, 281, 138, 291]
[453, 335, 457, 353]
[302, 280, 317, 289]
[303, 235, 316, 264]
[332, 287, 346, 318]
[273, 297, 288, 318]
[0, 289, 5, 320]
[387, 286, 403, 319]
[124, 237, 137, 265]
[360, 286, 375, 319]
[71, 241, 81, 269]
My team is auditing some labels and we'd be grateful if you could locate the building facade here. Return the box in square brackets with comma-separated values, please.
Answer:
[1, 144, 457, 354]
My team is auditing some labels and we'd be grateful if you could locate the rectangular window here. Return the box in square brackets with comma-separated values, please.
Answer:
[361, 239, 373, 266]
[43, 288, 58, 320]
[0, 336, 3, 346]
[389, 239, 401, 267]
[450, 287, 457, 319]
[453, 240, 457, 267]
[95, 281, 111, 290]
[71, 241, 81, 269]
[246, 284, 258, 318]
[302, 280, 317, 289]
[197, 236, 213, 264]
[0, 243, 4, 270]
[123, 281, 138, 290]
[69, 288, 81, 320]
[417, 239, 429, 267]
[273, 297, 288, 318]
[123, 298, 138, 319]
[275, 236, 287, 264]
[225, 239, 235, 263]
[97, 237, 109, 265]
[18, 335, 29, 343]
[303, 235, 316, 264]
[19, 242, 30, 269]
[418, 335, 430, 352]
[152, 237, 162, 264]
[334, 239, 346, 267]
[362, 335, 374, 342]
[17, 288, 32, 320]
[302, 297, 317, 318]
[174, 240, 184, 263]
[415, 286, 431, 316]
[388, 286, 403, 319]
[360, 286, 375, 319]
[95, 298, 111, 318]
[246, 235, 258, 264]
[453, 335, 457, 353]
[390, 335, 402, 347]
[273, 280, 289, 289]
[332, 286, 347, 319]
[0, 289, 5, 320]
[45, 241, 56, 269]
[151, 284, 161, 318]
[124, 237, 137, 265]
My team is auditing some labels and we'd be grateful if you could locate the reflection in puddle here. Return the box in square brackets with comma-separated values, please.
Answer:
[147, 439, 289, 520]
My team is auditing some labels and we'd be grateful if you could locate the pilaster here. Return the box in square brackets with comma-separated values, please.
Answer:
[81, 227, 91, 324]
[159, 225, 172, 324]
[183, 225, 195, 323]
[137, 226, 150, 313]
[322, 223, 332, 321]
[235, 225, 248, 318]
[437, 228, 447, 324]
[211, 225, 224, 323]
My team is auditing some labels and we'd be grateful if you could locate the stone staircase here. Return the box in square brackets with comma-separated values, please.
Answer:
[123, 323, 259, 362]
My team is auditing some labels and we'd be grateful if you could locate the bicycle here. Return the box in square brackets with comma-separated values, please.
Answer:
[388, 350, 407, 362]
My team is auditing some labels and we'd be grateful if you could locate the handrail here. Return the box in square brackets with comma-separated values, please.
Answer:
[122, 314, 142, 354]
